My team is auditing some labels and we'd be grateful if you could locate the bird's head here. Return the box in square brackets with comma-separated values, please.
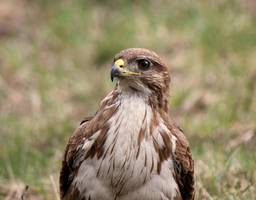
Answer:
[111, 48, 170, 111]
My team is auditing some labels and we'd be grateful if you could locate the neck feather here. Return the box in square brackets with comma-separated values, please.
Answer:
[116, 82, 169, 113]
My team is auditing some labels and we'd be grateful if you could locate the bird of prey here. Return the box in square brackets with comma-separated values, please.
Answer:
[60, 48, 195, 200]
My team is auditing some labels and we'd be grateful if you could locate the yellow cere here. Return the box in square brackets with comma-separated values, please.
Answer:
[114, 59, 125, 68]
[114, 58, 141, 76]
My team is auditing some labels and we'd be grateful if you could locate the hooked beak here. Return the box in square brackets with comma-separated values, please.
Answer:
[111, 66, 121, 82]
[110, 59, 141, 82]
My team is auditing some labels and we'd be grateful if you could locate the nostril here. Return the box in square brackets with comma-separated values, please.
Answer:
[114, 59, 125, 69]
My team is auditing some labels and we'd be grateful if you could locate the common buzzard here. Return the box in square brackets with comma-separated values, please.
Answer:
[60, 48, 195, 200]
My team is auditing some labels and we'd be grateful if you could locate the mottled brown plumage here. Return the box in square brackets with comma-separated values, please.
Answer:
[60, 48, 195, 200]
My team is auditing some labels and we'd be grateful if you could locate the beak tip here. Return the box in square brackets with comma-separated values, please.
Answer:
[111, 66, 120, 82]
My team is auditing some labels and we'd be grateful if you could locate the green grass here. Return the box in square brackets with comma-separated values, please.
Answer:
[0, 0, 255, 199]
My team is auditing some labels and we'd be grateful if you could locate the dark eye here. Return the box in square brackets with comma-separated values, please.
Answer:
[137, 59, 151, 70]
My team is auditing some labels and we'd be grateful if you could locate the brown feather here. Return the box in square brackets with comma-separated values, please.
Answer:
[59, 91, 119, 199]
[168, 120, 195, 200]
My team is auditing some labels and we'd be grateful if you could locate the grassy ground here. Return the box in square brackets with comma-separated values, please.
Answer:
[0, 0, 256, 199]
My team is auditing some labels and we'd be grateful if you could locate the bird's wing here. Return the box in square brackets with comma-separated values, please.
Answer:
[171, 124, 195, 200]
[59, 91, 119, 199]
[59, 116, 93, 199]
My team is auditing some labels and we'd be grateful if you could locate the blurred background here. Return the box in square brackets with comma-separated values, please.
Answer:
[0, 0, 255, 199]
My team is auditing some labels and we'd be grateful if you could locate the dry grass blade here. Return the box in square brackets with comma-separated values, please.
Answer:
[228, 129, 255, 149]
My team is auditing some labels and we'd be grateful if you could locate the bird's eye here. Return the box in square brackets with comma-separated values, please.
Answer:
[137, 59, 151, 70]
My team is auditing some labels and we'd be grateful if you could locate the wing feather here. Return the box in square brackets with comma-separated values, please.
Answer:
[171, 124, 195, 200]
[59, 90, 119, 199]
[59, 117, 92, 199]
